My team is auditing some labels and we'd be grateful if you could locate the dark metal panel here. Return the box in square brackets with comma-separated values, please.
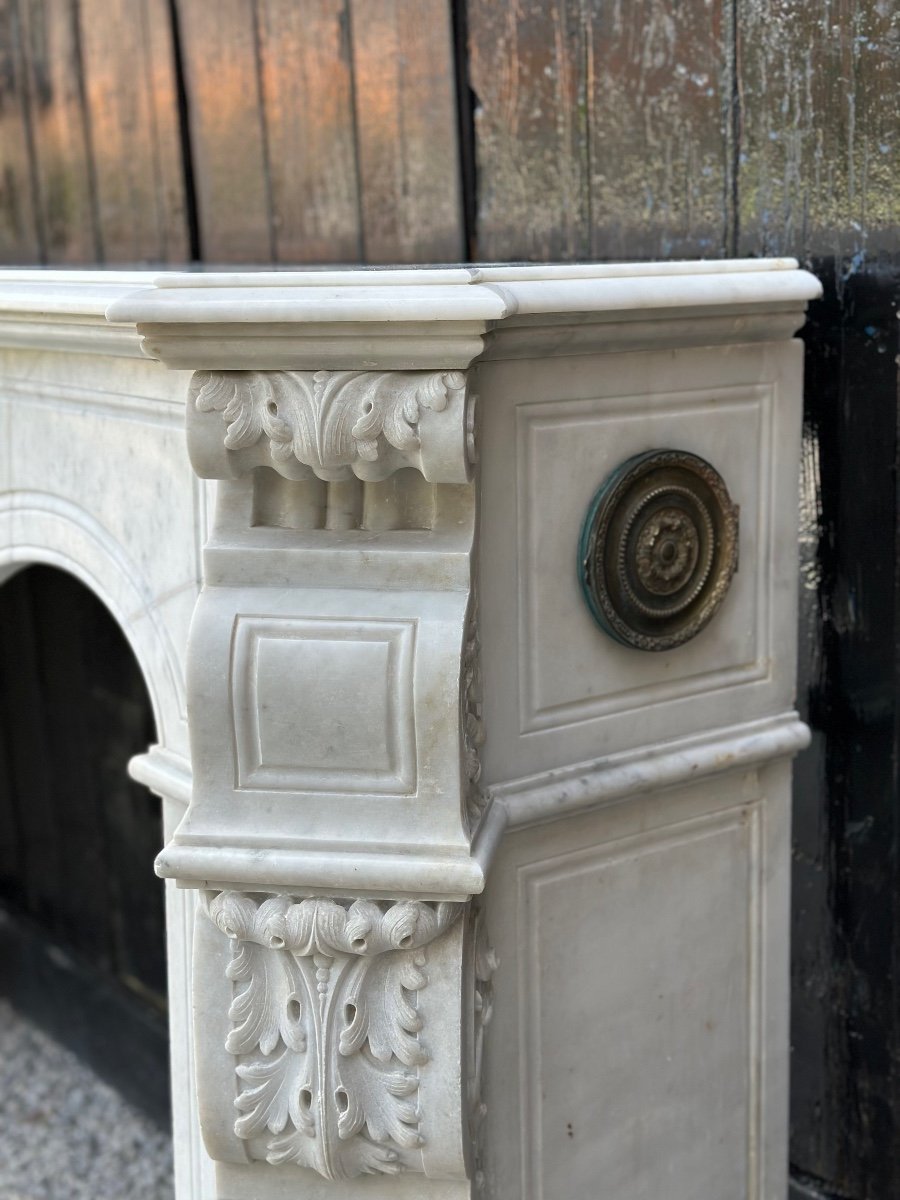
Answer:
[349, 0, 463, 263]
[0, 685, 19, 893]
[738, 0, 900, 256]
[19, 0, 100, 262]
[0, 0, 41, 262]
[77, 0, 189, 262]
[173, 0, 272, 261]
[256, 0, 361, 263]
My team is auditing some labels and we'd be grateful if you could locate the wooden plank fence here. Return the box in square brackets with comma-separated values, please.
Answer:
[0, 0, 895, 265]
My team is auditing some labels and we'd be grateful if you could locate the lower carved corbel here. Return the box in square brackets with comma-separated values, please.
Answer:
[196, 891, 495, 1185]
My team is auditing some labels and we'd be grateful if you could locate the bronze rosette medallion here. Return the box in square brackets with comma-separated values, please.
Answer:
[579, 449, 739, 652]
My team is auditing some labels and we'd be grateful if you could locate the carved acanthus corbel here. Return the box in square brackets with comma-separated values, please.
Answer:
[188, 368, 475, 483]
[158, 346, 499, 1191]
[200, 892, 496, 1184]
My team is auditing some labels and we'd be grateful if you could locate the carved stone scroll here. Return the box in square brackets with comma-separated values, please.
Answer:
[187, 368, 474, 484]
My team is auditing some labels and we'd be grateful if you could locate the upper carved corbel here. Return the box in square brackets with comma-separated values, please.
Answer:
[187, 368, 475, 484]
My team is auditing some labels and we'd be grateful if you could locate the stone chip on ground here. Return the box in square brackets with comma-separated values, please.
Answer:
[0, 998, 174, 1200]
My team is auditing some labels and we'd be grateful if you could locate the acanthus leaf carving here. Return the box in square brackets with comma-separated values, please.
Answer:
[334, 954, 427, 1148]
[225, 936, 306, 1056]
[234, 1048, 314, 1140]
[207, 892, 463, 1181]
[191, 368, 469, 482]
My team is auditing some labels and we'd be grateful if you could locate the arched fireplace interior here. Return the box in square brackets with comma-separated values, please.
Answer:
[0, 564, 169, 1123]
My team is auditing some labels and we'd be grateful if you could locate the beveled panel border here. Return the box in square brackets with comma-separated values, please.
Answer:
[516, 803, 765, 1200]
[516, 383, 774, 734]
[231, 614, 417, 795]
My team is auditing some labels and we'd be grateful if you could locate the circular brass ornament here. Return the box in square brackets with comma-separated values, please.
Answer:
[579, 450, 739, 651]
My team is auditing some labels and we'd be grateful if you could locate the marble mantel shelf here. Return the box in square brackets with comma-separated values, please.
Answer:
[0, 259, 820, 1200]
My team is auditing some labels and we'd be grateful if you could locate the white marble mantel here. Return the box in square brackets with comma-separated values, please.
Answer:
[0, 260, 821, 1200]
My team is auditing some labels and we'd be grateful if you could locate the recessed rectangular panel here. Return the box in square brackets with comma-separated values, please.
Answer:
[232, 616, 416, 794]
[517, 385, 771, 734]
[520, 808, 761, 1200]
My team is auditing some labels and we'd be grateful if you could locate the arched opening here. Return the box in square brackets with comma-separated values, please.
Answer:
[0, 565, 170, 1123]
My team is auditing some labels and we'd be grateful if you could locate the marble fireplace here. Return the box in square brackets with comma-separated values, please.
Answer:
[0, 260, 820, 1200]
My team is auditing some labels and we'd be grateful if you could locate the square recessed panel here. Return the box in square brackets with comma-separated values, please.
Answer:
[232, 616, 416, 794]
[517, 384, 772, 734]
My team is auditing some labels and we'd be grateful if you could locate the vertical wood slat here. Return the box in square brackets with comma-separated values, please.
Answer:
[0, 0, 41, 261]
[468, 0, 731, 261]
[468, 0, 591, 261]
[77, 0, 189, 262]
[173, 0, 271, 261]
[737, 0, 900, 257]
[349, 0, 463, 262]
[256, 0, 360, 262]
[177, 0, 463, 264]
[9, 0, 189, 264]
[19, 0, 99, 262]
[585, 0, 731, 259]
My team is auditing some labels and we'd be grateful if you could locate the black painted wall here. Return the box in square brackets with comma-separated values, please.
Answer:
[792, 260, 900, 1199]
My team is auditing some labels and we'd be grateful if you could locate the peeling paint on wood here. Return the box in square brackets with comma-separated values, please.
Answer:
[738, 0, 900, 257]
[468, 0, 591, 260]
[469, 0, 730, 261]
[586, 0, 731, 258]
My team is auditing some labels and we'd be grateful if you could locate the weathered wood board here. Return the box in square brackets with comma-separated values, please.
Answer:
[468, 0, 730, 260]
[0, 0, 41, 262]
[78, 0, 188, 261]
[256, 0, 361, 262]
[176, 0, 461, 263]
[18, 0, 99, 262]
[349, 0, 462, 262]
[738, 0, 900, 256]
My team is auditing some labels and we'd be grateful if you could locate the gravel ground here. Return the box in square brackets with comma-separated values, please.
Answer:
[0, 999, 174, 1200]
